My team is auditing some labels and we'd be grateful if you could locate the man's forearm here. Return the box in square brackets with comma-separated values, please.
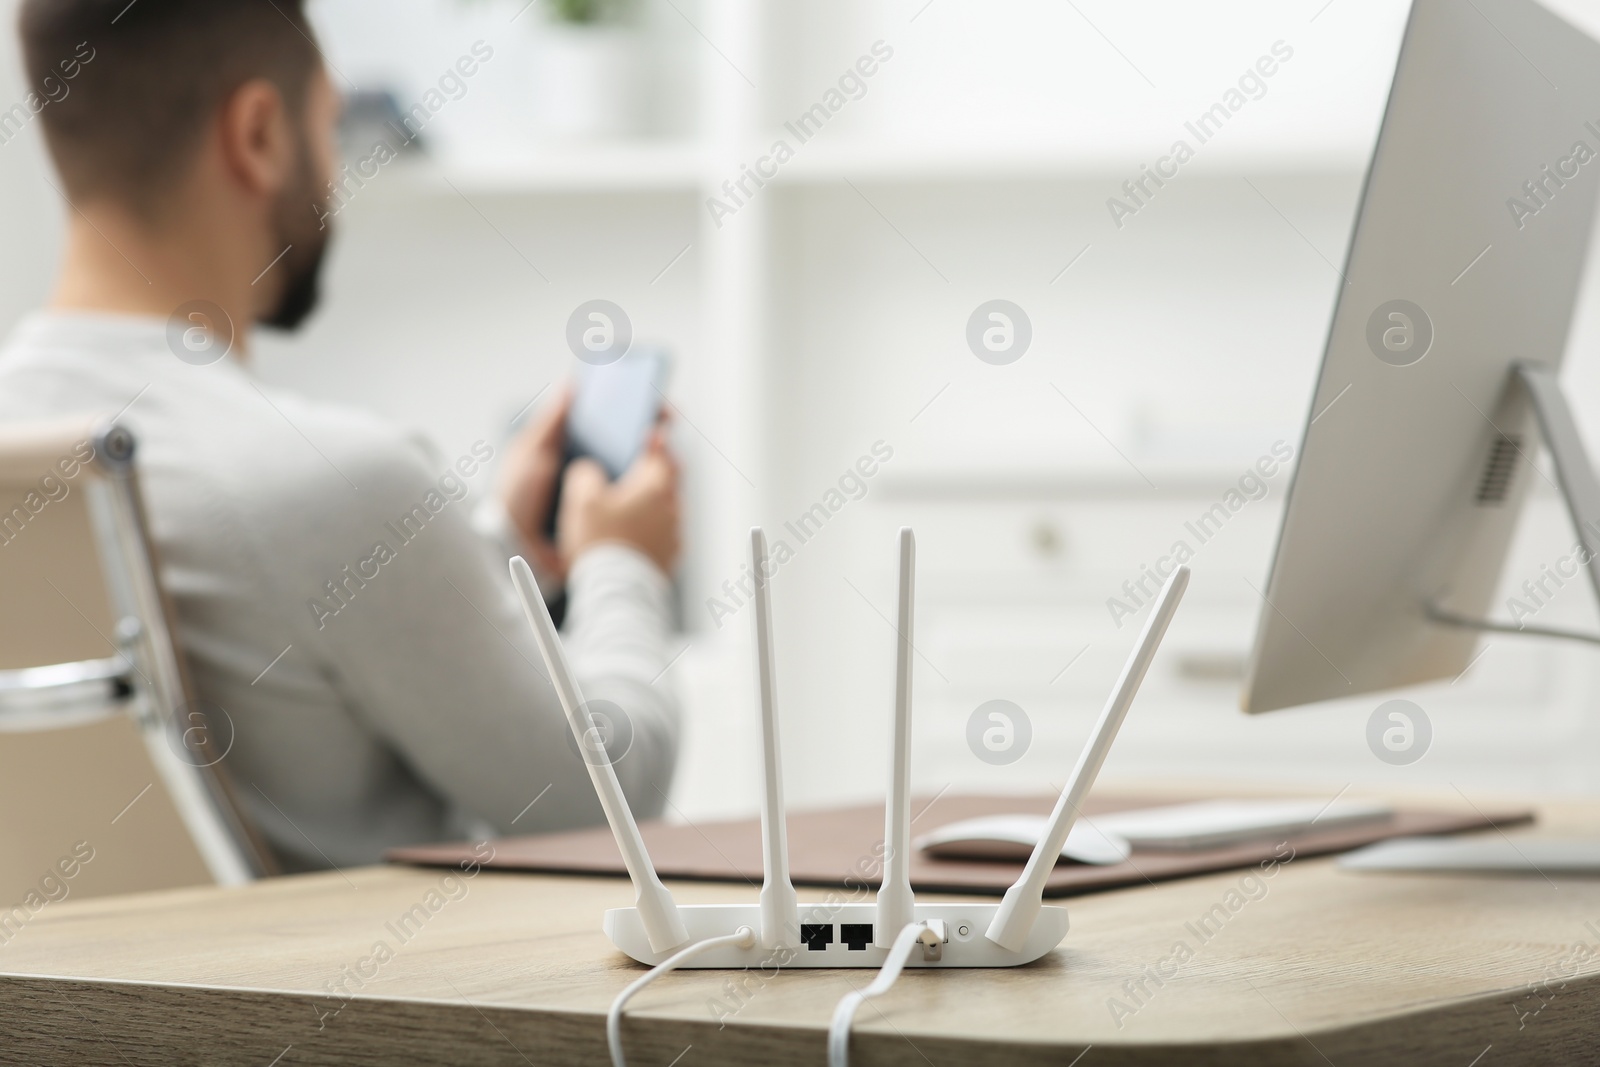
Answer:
[561, 544, 682, 817]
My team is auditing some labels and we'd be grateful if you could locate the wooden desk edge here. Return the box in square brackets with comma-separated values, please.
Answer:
[4, 959, 1598, 1066]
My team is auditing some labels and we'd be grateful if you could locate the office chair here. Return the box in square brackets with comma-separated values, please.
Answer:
[0, 420, 276, 908]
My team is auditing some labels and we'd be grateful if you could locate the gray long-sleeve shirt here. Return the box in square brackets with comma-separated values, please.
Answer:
[0, 311, 679, 869]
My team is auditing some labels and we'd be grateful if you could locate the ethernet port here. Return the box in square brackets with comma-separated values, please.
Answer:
[840, 923, 874, 951]
[801, 924, 834, 951]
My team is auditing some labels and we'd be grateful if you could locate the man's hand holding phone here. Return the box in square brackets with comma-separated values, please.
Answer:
[498, 387, 680, 581]
[558, 426, 680, 574]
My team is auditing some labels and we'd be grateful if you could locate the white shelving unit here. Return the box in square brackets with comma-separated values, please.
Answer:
[282, 0, 1600, 819]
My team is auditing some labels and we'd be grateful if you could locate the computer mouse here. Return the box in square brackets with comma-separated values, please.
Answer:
[913, 814, 1132, 865]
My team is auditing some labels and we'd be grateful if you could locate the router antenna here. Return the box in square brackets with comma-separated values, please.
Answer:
[875, 527, 917, 947]
[510, 557, 689, 953]
[986, 565, 1190, 952]
[750, 528, 800, 949]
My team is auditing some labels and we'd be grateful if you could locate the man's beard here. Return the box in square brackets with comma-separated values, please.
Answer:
[260, 153, 331, 332]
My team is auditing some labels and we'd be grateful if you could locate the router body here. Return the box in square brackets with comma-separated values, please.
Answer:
[605, 902, 1069, 968]
[510, 529, 1188, 973]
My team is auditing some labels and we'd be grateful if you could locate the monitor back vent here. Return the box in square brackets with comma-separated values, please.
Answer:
[1475, 434, 1521, 506]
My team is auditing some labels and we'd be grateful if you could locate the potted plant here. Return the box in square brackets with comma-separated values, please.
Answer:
[526, 0, 644, 140]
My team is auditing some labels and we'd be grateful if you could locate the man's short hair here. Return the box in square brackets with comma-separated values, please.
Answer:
[19, 0, 321, 212]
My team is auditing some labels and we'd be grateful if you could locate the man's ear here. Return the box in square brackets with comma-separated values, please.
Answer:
[217, 79, 295, 199]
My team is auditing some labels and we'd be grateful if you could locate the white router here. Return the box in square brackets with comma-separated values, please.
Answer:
[510, 529, 1188, 969]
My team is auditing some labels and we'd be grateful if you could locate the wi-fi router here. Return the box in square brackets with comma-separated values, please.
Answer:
[510, 528, 1188, 969]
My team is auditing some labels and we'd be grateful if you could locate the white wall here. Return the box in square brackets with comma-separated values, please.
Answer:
[6, 0, 1600, 825]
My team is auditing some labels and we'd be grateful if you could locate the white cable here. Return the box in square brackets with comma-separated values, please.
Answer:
[828, 921, 935, 1067]
[607, 926, 756, 1067]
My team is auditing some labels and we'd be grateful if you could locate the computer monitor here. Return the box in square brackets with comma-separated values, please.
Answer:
[1243, 0, 1600, 714]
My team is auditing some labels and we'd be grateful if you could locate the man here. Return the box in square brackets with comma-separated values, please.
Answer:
[0, 0, 682, 869]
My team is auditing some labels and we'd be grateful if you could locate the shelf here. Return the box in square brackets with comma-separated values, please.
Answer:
[395, 142, 706, 195]
[877, 467, 1289, 501]
[392, 138, 1369, 197]
[772, 140, 1369, 185]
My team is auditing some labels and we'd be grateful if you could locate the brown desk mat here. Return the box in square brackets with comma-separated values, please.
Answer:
[387, 793, 1535, 897]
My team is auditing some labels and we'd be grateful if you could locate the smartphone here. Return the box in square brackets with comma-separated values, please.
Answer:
[568, 346, 671, 478]
[543, 347, 671, 539]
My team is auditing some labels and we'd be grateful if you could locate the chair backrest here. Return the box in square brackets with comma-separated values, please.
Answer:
[0, 419, 276, 909]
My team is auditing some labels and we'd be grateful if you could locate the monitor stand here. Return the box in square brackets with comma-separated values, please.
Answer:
[1425, 362, 1600, 647]
[1375, 361, 1600, 876]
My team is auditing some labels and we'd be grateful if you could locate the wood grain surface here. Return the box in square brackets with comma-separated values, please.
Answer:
[2, 795, 1599, 1065]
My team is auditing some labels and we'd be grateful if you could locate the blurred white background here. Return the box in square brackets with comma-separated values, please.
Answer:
[6, 0, 1600, 823]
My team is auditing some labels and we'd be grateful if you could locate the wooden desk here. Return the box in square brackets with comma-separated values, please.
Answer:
[3, 800, 1600, 1066]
